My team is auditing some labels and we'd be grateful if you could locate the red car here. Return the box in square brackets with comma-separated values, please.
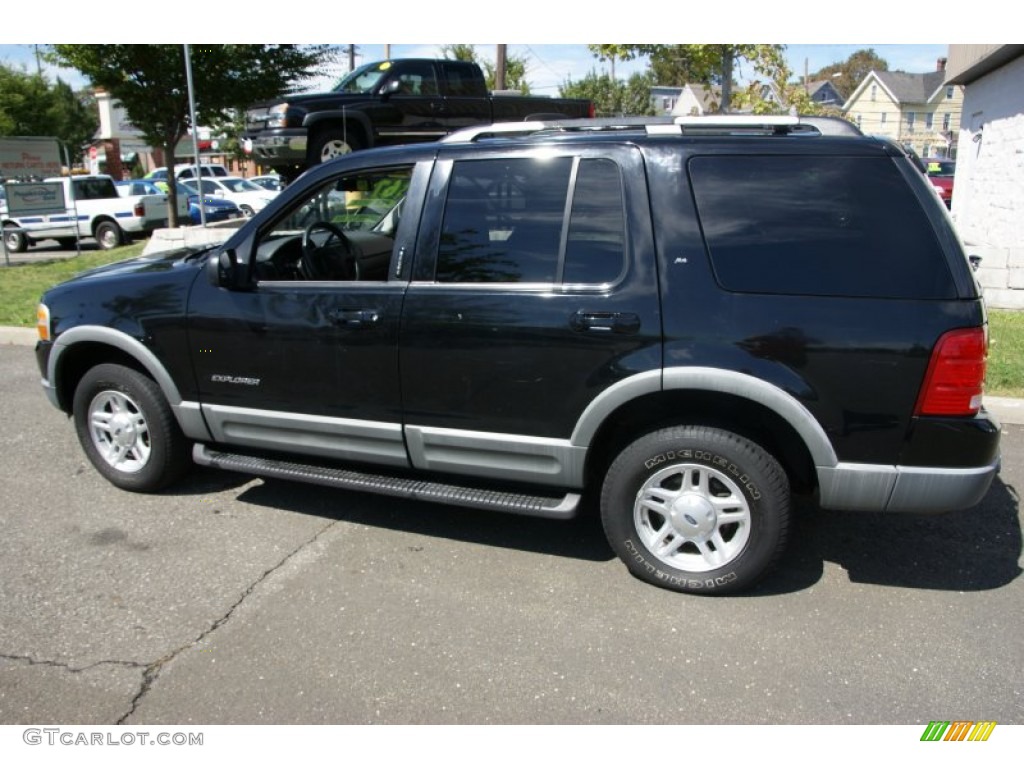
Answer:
[924, 158, 955, 208]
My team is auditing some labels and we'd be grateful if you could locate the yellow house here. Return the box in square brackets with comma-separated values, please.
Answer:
[842, 60, 964, 158]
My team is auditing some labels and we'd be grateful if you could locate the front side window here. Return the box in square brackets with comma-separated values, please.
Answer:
[436, 156, 626, 285]
[251, 165, 413, 283]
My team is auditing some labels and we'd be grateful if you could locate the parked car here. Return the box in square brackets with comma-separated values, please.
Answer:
[34, 115, 998, 595]
[180, 176, 276, 216]
[144, 163, 230, 192]
[250, 174, 284, 192]
[923, 158, 956, 208]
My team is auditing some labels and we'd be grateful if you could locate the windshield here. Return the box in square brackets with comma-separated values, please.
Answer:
[221, 178, 262, 193]
[332, 61, 392, 94]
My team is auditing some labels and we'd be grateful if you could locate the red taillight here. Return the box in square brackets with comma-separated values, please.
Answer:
[133, 201, 145, 217]
[915, 327, 987, 416]
[588, 101, 596, 119]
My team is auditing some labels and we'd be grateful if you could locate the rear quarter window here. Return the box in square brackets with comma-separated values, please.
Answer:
[689, 155, 955, 299]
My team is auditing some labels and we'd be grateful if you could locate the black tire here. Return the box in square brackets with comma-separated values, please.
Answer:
[72, 364, 190, 492]
[600, 426, 790, 595]
[307, 127, 363, 167]
[94, 220, 124, 251]
[3, 226, 28, 253]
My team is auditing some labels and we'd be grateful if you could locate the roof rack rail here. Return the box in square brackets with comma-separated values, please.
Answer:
[440, 114, 862, 145]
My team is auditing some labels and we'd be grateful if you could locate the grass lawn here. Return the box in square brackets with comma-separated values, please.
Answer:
[987, 309, 1024, 398]
[0, 243, 146, 327]
[3, 247, 1022, 398]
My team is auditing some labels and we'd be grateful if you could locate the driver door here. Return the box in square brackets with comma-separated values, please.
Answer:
[186, 161, 428, 468]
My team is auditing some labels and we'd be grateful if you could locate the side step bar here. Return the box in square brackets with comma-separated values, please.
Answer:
[193, 444, 581, 520]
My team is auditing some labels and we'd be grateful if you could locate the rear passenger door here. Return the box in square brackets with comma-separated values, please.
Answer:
[399, 145, 661, 488]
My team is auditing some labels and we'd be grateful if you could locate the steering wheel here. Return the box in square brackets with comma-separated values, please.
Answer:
[300, 221, 360, 281]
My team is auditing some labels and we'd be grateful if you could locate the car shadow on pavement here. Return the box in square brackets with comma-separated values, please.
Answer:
[757, 477, 1022, 594]
[168, 469, 1021, 593]
[230, 475, 617, 563]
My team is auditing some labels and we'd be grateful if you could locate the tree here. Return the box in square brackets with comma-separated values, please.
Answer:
[560, 70, 656, 117]
[589, 44, 786, 112]
[46, 45, 332, 226]
[0, 63, 97, 161]
[809, 48, 888, 103]
[439, 44, 532, 94]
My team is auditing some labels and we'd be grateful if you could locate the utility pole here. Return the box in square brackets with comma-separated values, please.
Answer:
[348, 45, 357, 72]
[495, 44, 507, 91]
[384, 44, 391, 60]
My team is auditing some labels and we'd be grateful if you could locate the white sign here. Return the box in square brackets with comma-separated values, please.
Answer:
[0, 137, 62, 180]
[4, 182, 67, 216]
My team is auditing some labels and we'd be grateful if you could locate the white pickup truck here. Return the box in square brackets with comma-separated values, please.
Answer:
[1, 174, 169, 252]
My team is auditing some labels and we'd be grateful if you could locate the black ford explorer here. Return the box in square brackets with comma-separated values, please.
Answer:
[35, 116, 1001, 594]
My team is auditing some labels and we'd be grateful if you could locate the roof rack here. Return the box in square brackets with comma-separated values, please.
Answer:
[441, 115, 862, 145]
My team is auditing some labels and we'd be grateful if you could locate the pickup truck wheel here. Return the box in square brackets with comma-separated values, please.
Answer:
[73, 364, 190, 492]
[3, 226, 28, 253]
[600, 426, 790, 595]
[95, 221, 124, 250]
[309, 129, 363, 166]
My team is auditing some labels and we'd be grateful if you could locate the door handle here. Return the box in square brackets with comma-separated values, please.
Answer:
[328, 308, 380, 329]
[570, 310, 641, 334]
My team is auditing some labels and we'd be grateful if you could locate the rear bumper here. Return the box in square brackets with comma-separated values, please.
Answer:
[818, 458, 999, 513]
[818, 408, 1001, 513]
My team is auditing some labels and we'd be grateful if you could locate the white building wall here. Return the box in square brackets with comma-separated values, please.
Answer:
[950, 54, 1024, 309]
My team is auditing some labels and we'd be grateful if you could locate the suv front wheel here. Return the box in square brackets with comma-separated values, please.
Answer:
[601, 426, 790, 595]
[72, 364, 190, 492]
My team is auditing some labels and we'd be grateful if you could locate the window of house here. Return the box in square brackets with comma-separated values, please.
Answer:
[946, 86, 954, 99]
[436, 156, 627, 285]
[925, 113, 934, 129]
[942, 113, 951, 131]
[871, 85, 877, 101]
[906, 112, 916, 129]
[881, 112, 887, 125]
[856, 115, 862, 128]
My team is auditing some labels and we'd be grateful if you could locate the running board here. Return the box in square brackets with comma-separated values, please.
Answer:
[193, 444, 581, 520]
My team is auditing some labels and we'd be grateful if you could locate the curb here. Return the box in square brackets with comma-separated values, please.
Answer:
[2, 326, 1021, 425]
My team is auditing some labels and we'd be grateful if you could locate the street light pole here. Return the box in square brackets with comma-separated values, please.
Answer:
[184, 44, 206, 227]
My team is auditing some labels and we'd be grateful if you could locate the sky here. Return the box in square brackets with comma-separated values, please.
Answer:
[0, 42, 954, 97]
[0, 1, 994, 96]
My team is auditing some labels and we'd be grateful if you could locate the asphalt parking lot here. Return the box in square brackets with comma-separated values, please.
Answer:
[0, 343, 1021, 726]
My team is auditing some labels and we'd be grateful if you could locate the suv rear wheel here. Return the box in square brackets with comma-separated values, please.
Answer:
[601, 426, 790, 594]
[72, 364, 190, 492]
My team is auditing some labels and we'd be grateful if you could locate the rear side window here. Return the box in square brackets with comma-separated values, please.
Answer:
[689, 155, 955, 299]
[436, 156, 626, 285]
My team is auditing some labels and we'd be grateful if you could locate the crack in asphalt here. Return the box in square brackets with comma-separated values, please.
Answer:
[0, 654, 146, 673]
[115, 519, 339, 724]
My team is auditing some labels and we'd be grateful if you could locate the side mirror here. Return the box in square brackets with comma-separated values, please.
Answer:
[381, 79, 401, 98]
[208, 248, 239, 287]
[968, 255, 982, 272]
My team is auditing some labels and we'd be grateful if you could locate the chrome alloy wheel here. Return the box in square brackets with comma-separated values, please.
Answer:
[319, 139, 354, 162]
[634, 463, 752, 572]
[87, 389, 152, 473]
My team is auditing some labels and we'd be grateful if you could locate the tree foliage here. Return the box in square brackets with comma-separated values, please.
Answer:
[588, 44, 786, 112]
[0, 63, 97, 162]
[46, 44, 333, 225]
[439, 44, 531, 94]
[560, 70, 656, 118]
[809, 48, 888, 103]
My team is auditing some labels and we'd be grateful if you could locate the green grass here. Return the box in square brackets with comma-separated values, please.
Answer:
[0, 243, 146, 327]
[987, 309, 1024, 398]
[3, 247, 1023, 399]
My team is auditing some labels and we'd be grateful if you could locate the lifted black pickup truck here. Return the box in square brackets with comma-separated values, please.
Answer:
[244, 58, 594, 179]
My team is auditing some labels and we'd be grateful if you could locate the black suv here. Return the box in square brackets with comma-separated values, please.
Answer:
[35, 116, 1000, 594]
